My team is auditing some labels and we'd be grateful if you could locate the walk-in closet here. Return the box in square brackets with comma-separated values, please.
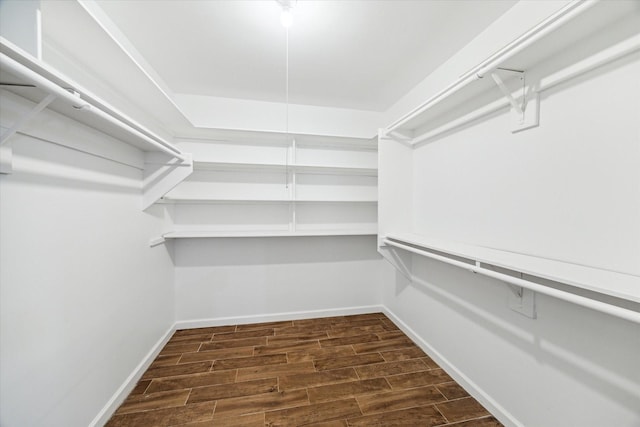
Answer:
[1, 1, 638, 426]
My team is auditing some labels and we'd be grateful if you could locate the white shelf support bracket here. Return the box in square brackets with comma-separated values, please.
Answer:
[490, 68, 539, 133]
[149, 236, 166, 248]
[0, 93, 56, 174]
[491, 71, 524, 116]
[379, 244, 413, 282]
[506, 274, 536, 319]
[142, 152, 193, 210]
[0, 92, 56, 147]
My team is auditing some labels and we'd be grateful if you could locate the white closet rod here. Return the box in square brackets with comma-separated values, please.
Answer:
[0, 53, 186, 161]
[385, 0, 596, 133]
[382, 238, 640, 325]
[410, 33, 640, 146]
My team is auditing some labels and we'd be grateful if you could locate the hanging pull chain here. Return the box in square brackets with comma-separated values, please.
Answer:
[285, 26, 290, 189]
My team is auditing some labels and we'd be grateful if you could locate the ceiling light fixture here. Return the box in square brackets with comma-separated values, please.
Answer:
[281, 8, 293, 28]
[277, 0, 295, 28]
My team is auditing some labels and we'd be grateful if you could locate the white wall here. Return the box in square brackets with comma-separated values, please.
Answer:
[383, 0, 572, 128]
[384, 260, 640, 427]
[379, 6, 640, 427]
[0, 0, 41, 59]
[174, 94, 384, 139]
[0, 95, 175, 427]
[411, 53, 640, 276]
[174, 236, 390, 325]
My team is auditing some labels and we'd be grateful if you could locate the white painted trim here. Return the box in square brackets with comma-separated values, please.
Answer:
[382, 306, 523, 427]
[91, 303, 527, 426]
[175, 305, 385, 330]
[88, 323, 176, 427]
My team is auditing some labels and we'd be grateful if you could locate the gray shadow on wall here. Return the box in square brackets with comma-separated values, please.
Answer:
[402, 256, 640, 419]
[172, 235, 382, 267]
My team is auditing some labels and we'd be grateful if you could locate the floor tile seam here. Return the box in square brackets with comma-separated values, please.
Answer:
[434, 414, 498, 427]
[182, 388, 193, 408]
[139, 380, 152, 395]
[203, 385, 290, 406]
[214, 390, 313, 419]
[354, 362, 432, 378]
[280, 376, 361, 392]
[142, 366, 215, 381]
[352, 400, 445, 418]
[432, 400, 452, 424]
[210, 352, 289, 369]
[114, 396, 193, 417]
[165, 402, 217, 427]
[386, 382, 455, 394]
[436, 394, 480, 405]
[212, 328, 275, 341]
[307, 385, 395, 405]
[375, 366, 442, 382]
[145, 374, 244, 395]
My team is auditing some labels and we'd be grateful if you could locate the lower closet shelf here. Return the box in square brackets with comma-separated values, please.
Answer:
[382, 232, 640, 304]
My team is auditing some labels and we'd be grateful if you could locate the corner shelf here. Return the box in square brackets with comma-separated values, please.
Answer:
[156, 134, 379, 239]
[383, 0, 640, 145]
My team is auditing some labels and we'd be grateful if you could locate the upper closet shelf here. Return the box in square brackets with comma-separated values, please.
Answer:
[193, 160, 377, 176]
[0, 37, 185, 160]
[383, 0, 640, 145]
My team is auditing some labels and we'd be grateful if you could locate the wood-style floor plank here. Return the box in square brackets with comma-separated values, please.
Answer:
[347, 405, 446, 426]
[307, 378, 391, 404]
[212, 389, 309, 419]
[187, 378, 278, 404]
[146, 370, 236, 394]
[435, 396, 492, 423]
[106, 313, 503, 426]
[264, 398, 362, 426]
[106, 402, 215, 427]
[356, 386, 447, 414]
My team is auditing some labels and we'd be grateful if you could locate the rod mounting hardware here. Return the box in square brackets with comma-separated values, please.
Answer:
[0, 93, 56, 147]
[490, 68, 539, 133]
[490, 69, 525, 117]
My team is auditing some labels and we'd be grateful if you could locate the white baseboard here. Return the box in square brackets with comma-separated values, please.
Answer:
[92, 305, 383, 425]
[89, 323, 177, 427]
[382, 307, 523, 427]
[174, 305, 385, 330]
[92, 305, 519, 427]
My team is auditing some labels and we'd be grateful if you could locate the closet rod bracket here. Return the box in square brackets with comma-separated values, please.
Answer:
[0, 93, 56, 147]
[490, 68, 539, 133]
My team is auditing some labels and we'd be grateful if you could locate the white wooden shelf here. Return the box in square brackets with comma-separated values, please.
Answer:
[160, 134, 378, 239]
[159, 197, 378, 204]
[163, 229, 377, 239]
[383, 232, 640, 305]
[0, 38, 184, 159]
[193, 160, 377, 176]
[384, 0, 640, 145]
[1, 38, 192, 209]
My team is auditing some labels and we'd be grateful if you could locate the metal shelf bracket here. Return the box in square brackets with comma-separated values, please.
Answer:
[490, 68, 539, 133]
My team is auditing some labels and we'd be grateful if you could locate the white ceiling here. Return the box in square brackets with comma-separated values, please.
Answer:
[89, 0, 517, 112]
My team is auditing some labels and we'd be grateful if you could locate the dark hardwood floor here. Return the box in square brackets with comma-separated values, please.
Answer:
[106, 313, 502, 426]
